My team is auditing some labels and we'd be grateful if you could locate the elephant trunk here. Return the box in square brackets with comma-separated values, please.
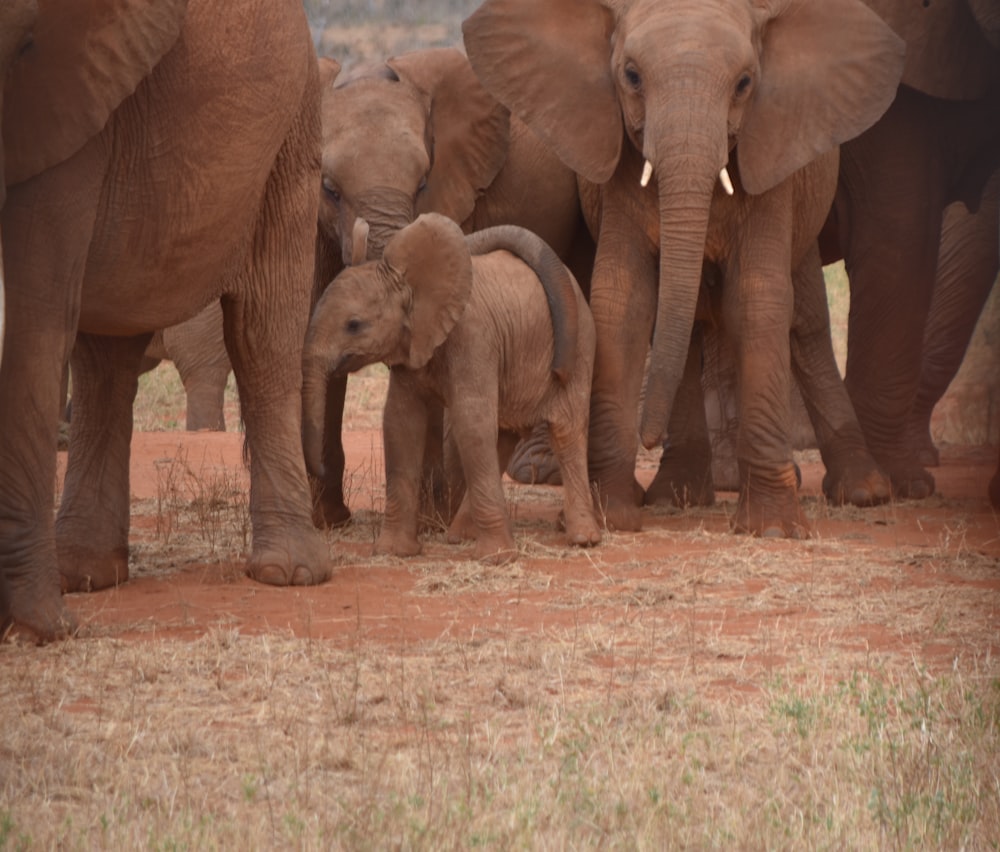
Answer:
[354, 188, 415, 261]
[301, 330, 333, 480]
[639, 131, 723, 451]
[464, 225, 579, 382]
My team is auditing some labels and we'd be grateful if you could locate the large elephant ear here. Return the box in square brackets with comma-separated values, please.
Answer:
[382, 213, 473, 370]
[387, 48, 509, 227]
[737, 0, 905, 196]
[865, 0, 999, 98]
[4, 0, 188, 185]
[463, 0, 621, 185]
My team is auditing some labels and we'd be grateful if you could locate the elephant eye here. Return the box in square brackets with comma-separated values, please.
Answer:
[322, 176, 341, 204]
[346, 318, 364, 335]
[416, 175, 428, 195]
[624, 64, 642, 92]
[734, 72, 752, 99]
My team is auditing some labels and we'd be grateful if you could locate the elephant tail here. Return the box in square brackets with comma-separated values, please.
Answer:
[464, 225, 580, 384]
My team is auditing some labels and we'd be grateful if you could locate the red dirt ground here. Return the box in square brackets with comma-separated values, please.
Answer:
[58, 431, 1000, 680]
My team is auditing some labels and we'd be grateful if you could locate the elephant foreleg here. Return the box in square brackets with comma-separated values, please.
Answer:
[587, 224, 658, 531]
[377, 374, 428, 557]
[789, 245, 890, 507]
[57, 332, 151, 592]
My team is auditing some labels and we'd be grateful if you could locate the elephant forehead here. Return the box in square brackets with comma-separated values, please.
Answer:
[620, 0, 755, 54]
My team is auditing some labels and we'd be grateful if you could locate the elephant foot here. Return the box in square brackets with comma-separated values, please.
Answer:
[474, 532, 518, 565]
[506, 425, 562, 485]
[822, 458, 891, 507]
[644, 442, 715, 508]
[310, 479, 351, 529]
[246, 530, 332, 586]
[884, 462, 936, 501]
[446, 499, 475, 544]
[58, 546, 130, 593]
[374, 527, 422, 558]
[2, 572, 78, 644]
[563, 513, 602, 548]
[733, 463, 810, 539]
[593, 478, 645, 532]
[900, 418, 940, 468]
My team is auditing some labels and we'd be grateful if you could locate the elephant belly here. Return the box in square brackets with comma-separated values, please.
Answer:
[77, 0, 310, 335]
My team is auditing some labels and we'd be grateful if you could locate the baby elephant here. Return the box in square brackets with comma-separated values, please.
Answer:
[302, 213, 601, 562]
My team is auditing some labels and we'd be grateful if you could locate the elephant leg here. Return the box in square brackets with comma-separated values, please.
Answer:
[0, 145, 104, 639]
[311, 373, 351, 529]
[445, 386, 516, 564]
[724, 223, 808, 538]
[838, 94, 949, 499]
[449, 429, 517, 544]
[56, 332, 151, 592]
[700, 324, 741, 491]
[548, 409, 602, 549]
[990, 445, 1000, 510]
[905, 176, 999, 467]
[789, 245, 890, 507]
[587, 229, 658, 531]
[376, 376, 428, 557]
[419, 398, 453, 527]
[645, 323, 715, 508]
[220, 115, 331, 587]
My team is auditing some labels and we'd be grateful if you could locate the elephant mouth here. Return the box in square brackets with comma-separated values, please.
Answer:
[330, 352, 370, 376]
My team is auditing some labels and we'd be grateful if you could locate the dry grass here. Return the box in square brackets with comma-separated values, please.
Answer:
[8, 5, 998, 848]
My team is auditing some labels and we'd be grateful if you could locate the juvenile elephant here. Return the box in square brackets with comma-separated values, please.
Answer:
[464, 0, 903, 536]
[1, 0, 331, 640]
[310, 47, 595, 527]
[302, 214, 600, 563]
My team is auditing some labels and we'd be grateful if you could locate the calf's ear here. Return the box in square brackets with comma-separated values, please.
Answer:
[382, 213, 472, 370]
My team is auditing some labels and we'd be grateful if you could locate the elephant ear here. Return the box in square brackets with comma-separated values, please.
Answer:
[463, 0, 621, 185]
[865, 0, 1000, 98]
[382, 213, 473, 370]
[317, 55, 342, 90]
[387, 48, 509, 226]
[4, 0, 189, 186]
[737, 0, 905, 196]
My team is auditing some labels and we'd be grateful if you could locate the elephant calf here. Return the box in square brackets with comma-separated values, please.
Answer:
[302, 214, 601, 563]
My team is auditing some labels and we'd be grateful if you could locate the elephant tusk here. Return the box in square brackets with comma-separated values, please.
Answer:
[719, 166, 734, 196]
[640, 159, 653, 188]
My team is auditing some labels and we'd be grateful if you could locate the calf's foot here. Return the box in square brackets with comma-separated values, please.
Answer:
[733, 462, 810, 539]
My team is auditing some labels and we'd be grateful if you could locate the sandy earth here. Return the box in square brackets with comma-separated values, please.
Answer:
[56, 430, 1000, 686]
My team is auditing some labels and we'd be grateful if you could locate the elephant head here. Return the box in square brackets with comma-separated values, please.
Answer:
[464, 0, 904, 449]
[302, 213, 473, 476]
[316, 47, 510, 264]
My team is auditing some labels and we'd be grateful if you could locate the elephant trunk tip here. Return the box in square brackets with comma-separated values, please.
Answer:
[639, 405, 667, 452]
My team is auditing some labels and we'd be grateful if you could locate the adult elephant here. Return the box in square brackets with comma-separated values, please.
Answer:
[824, 0, 1000, 498]
[310, 47, 594, 527]
[1, 0, 331, 641]
[464, 0, 903, 535]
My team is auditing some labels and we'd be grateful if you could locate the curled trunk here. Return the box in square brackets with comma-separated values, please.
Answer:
[465, 225, 580, 382]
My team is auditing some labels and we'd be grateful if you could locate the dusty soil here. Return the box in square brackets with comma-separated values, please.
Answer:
[58, 429, 1000, 684]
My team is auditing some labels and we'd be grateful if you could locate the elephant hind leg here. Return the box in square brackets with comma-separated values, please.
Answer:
[220, 99, 331, 587]
[57, 332, 152, 592]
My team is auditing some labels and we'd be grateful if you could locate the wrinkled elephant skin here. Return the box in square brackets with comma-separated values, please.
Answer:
[0, 0, 332, 642]
[464, 0, 902, 536]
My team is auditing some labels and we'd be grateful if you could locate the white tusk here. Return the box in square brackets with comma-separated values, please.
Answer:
[640, 159, 653, 188]
[719, 166, 734, 196]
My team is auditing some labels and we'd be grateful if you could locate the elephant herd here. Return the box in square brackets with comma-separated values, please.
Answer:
[0, 0, 997, 642]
